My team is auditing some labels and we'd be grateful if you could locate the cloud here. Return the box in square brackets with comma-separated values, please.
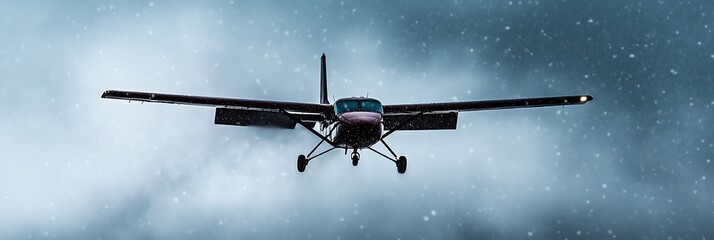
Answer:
[1, 1, 712, 239]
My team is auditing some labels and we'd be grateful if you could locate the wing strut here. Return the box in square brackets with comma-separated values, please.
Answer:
[279, 109, 335, 146]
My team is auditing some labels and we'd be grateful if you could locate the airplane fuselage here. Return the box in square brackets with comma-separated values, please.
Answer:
[332, 111, 383, 149]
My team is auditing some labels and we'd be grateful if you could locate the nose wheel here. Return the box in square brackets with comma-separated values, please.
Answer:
[351, 151, 360, 166]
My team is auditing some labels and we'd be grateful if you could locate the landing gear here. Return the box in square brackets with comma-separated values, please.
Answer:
[279, 109, 337, 173]
[296, 138, 336, 173]
[396, 156, 407, 174]
[351, 150, 360, 166]
[297, 155, 307, 172]
[281, 107, 423, 173]
[367, 139, 408, 174]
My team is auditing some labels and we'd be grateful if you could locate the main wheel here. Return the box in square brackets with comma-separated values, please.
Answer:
[297, 155, 307, 172]
[396, 156, 407, 174]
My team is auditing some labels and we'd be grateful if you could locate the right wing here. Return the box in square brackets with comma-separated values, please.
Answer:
[102, 90, 332, 129]
[102, 90, 332, 113]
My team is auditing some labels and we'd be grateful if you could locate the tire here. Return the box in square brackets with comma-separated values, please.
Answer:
[297, 155, 307, 172]
[351, 152, 359, 166]
[397, 156, 407, 174]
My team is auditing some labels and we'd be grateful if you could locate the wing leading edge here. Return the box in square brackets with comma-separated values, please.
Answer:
[383, 95, 593, 113]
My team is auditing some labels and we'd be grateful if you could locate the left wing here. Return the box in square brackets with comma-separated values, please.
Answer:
[383, 95, 593, 113]
[381, 95, 593, 131]
[102, 90, 331, 129]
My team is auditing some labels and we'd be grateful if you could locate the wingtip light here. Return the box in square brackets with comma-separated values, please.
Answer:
[580, 96, 588, 102]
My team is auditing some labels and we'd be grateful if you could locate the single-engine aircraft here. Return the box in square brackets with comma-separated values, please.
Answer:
[102, 54, 593, 174]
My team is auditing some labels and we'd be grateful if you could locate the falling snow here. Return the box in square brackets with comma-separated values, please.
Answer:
[1, 1, 713, 239]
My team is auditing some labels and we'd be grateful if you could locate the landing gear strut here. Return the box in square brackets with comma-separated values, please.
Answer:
[368, 139, 408, 174]
[280, 109, 339, 173]
[295, 138, 336, 173]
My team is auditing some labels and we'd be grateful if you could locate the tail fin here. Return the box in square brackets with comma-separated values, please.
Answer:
[320, 53, 329, 104]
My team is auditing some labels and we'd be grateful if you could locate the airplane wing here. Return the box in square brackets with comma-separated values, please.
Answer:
[381, 95, 593, 131]
[101, 90, 332, 129]
[102, 90, 332, 112]
[383, 95, 593, 113]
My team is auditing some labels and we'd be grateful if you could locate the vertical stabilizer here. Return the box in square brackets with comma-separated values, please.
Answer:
[320, 53, 329, 104]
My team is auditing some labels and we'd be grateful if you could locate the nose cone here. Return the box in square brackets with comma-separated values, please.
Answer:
[339, 111, 381, 126]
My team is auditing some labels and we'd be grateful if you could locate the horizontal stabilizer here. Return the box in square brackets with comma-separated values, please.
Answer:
[215, 108, 318, 129]
[383, 112, 458, 130]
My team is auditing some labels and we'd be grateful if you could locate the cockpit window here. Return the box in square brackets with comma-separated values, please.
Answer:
[335, 99, 383, 115]
[335, 100, 359, 115]
[360, 100, 383, 113]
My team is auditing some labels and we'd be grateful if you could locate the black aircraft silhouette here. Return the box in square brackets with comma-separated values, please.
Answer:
[102, 54, 593, 174]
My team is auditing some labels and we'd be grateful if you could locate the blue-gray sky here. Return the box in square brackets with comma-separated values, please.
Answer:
[1, 0, 713, 239]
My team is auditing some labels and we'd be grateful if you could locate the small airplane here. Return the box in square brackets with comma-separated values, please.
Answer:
[102, 54, 593, 174]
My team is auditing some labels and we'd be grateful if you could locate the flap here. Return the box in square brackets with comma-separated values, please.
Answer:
[215, 108, 318, 129]
[383, 112, 457, 130]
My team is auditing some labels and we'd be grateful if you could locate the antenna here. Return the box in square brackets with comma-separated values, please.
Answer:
[366, 92, 369, 98]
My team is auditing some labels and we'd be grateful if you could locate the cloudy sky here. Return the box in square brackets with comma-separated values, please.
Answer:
[1, 0, 712, 239]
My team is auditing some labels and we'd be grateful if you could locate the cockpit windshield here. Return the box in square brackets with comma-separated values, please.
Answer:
[335, 99, 383, 115]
